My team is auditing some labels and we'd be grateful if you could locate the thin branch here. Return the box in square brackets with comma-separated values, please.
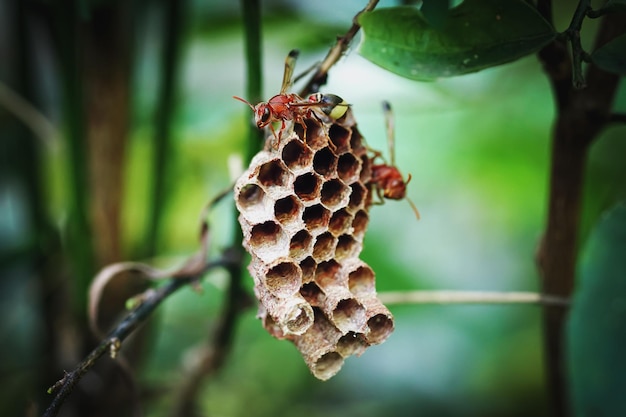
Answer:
[0, 80, 58, 146]
[298, 0, 379, 97]
[379, 290, 570, 307]
[42, 257, 236, 417]
[564, 0, 591, 89]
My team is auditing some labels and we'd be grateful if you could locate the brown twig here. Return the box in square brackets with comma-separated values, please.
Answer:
[535, 2, 626, 416]
[298, 0, 379, 97]
[42, 257, 236, 417]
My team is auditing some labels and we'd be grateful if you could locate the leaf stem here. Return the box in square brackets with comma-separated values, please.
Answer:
[298, 0, 380, 97]
[565, 0, 591, 88]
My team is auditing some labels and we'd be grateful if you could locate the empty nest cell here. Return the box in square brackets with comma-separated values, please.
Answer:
[294, 173, 322, 202]
[300, 281, 324, 307]
[274, 195, 302, 225]
[367, 313, 394, 345]
[332, 298, 367, 334]
[348, 263, 375, 297]
[314, 259, 342, 289]
[351, 210, 369, 239]
[294, 119, 326, 150]
[337, 152, 361, 184]
[289, 229, 313, 259]
[300, 256, 317, 282]
[320, 179, 350, 210]
[237, 183, 265, 211]
[282, 139, 313, 172]
[264, 260, 302, 297]
[328, 208, 353, 236]
[347, 182, 368, 213]
[249, 221, 288, 263]
[312, 147, 338, 178]
[302, 204, 331, 233]
[329, 123, 351, 154]
[335, 234, 359, 261]
[257, 159, 291, 188]
[312, 232, 337, 262]
[336, 332, 368, 357]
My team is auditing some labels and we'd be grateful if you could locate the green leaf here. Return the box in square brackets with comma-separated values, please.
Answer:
[591, 34, 626, 75]
[567, 202, 626, 416]
[358, 0, 556, 81]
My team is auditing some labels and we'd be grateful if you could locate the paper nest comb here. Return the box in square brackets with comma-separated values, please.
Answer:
[234, 109, 394, 380]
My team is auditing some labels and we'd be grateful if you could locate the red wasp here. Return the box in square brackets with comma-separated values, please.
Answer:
[369, 101, 420, 219]
[234, 49, 349, 145]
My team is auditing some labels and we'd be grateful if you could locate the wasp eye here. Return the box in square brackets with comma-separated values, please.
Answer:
[259, 107, 271, 124]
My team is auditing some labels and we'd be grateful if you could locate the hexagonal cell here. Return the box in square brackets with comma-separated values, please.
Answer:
[250, 221, 285, 250]
[314, 259, 341, 289]
[359, 154, 372, 183]
[274, 195, 302, 225]
[335, 234, 359, 261]
[289, 229, 313, 259]
[333, 298, 366, 334]
[329, 123, 351, 154]
[337, 153, 361, 184]
[260, 311, 284, 339]
[237, 183, 265, 211]
[300, 281, 324, 307]
[264, 261, 302, 297]
[282, 139, 313, 172]
[336, 331, 368, 357]
[352, 210, 369, 238]
[258, 159, 291, 188]
[302, 204, 330, 233]
[295, 118, 326, 150]
[294, 173, 322, 202]
[312, 232, 337, 262]
[320, 179, 350, 210]
[312, 147, 338, 178]
[312, 351, 344, 381]
[350, 126, 365, 151]
[367, 313, 394, 345]
[347, 182, 367, 213]
[257, 286, 315, 337]
[328, 208, 353, 236]
[348, 264, 375, 297]
[300, 256, 317, 282]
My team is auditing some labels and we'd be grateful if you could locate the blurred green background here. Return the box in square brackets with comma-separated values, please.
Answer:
[1, 0, 625, 416]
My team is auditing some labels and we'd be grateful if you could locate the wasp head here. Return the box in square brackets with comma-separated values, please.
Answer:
[253, 103, 272, 128]
[383, 178, 407, 200]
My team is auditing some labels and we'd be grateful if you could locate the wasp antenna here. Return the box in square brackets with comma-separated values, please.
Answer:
[382, 100, 396, 166]
[405, 173, 412, 186]
[233, 96, 256, 111]
[406, 196, 421, 221]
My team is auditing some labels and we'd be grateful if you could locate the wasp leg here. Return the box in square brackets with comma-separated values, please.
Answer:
[307, 110, 337, 152]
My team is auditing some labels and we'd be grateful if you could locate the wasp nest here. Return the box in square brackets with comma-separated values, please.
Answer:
[234, 110, 393, 380]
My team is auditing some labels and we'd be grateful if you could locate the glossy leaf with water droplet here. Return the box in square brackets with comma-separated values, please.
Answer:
[358, 0, 556, 81]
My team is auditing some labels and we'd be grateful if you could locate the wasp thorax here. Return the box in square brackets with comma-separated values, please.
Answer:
[234, 109, 394, 380]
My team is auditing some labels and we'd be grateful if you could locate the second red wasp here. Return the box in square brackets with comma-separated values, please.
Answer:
[369, 101, 420, 220]
[234, 49, 349, 145]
